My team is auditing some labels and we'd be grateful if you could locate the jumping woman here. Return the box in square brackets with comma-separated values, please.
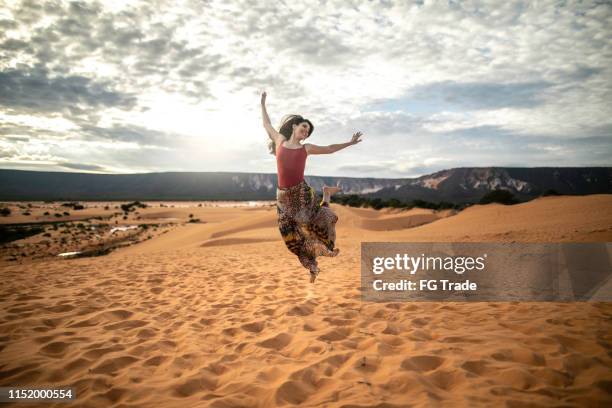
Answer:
[261, 91, 363, 283]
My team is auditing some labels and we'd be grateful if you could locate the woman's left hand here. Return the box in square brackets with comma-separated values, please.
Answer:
[350, 131, 363, 145]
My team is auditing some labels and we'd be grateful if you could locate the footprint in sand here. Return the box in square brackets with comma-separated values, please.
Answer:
[172, 375, 217, 397]
[40, 341, 70, 356]
[428, 369, 464, 391]
[491, 348, 546, 366]
[103, 320, 148, 330]
[91, 356, 139, 375]
[400, 355, 445, 372]
[45, 304, 76, 313]
[461, 360, 492, 376]
[83, 345, 125, 359]
[258, 333, 293, 350]
[317, 327, 352, 342]
[275, 380, 310, 405]
[143, 355, 169, 367]
[287, 303, 314, 316]
[241, 321, 265, 333]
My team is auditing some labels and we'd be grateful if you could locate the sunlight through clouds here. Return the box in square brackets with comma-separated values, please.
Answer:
[0, 0, 610, 177]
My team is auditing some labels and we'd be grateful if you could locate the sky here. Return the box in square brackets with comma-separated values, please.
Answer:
[0, 0, 611, 179]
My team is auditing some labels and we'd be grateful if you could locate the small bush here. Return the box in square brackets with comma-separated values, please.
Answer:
[542, 189, 561, 196]
[0, 208, 11, 217]
[479, 190, 519, 205]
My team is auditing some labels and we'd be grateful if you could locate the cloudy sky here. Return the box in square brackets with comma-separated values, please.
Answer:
[0, 0, 611, 178]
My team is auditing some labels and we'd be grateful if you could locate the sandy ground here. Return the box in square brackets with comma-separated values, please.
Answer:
[0, 195, 611, 407]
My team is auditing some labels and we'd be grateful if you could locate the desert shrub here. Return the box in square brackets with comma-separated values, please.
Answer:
[331, 194, 460, 211]
[61, 202, 84, 210]
[366, 198, 385, 210]
[479, 190, 519, 205]
[0, 225, 44, 244]
[0, 207, 11, 217]
[121, 201, 148, 212]
[386, 198, 402, 208]
[542, 189, 561, 196]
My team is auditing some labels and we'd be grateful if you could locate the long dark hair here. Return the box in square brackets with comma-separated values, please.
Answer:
[268, 114, 314, 155]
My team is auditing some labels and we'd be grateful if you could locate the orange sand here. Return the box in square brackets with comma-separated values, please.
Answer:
[1, 195, 611, 407]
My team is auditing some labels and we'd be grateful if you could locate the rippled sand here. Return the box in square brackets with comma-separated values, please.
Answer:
[1, 195, 611, 407]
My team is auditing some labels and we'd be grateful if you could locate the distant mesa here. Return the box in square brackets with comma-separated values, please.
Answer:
[0, 167, 609, 205]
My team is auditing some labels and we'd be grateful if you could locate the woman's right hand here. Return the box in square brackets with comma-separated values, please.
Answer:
[261, 91, 267, 106]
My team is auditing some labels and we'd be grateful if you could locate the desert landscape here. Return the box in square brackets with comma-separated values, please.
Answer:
[0, 194, 611, 407]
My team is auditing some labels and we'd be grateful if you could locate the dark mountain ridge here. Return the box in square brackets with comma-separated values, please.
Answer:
[0, 167, 609, 203]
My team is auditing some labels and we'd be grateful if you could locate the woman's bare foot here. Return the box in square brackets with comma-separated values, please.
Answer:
[309, 267, 320, 283]
[322, 184, 342, 206]
[323, 185, 342, 196]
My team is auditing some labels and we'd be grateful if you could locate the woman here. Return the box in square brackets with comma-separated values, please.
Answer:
[261, 91, 363, 282]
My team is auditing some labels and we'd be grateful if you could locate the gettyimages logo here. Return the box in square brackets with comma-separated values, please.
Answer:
[372, 253, 487, 275]
[361, 242, 612, 302]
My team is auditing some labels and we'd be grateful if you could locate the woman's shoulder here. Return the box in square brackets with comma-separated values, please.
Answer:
[280, 141, 306, 151]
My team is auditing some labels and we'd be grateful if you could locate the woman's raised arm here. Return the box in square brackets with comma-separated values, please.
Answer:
[261, 92, 283, 144]
[305, 132, 363, 155]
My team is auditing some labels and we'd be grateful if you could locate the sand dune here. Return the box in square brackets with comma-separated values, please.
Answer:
[0, 195, 611, 407]
[356, 208, 454, 231]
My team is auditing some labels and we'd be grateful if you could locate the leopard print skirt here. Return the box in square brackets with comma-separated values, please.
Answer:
[276, 180, 339, 273]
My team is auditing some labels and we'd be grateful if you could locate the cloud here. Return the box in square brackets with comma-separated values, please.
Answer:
[0, 66, 136, 114]
[0, 0, 610, 178]
[60, 162, 108, 172]
[371, 80, 554, 113]
[78, 124, 182, 148]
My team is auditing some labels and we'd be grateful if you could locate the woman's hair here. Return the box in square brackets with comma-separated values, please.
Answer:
[268, 114, 314, 155]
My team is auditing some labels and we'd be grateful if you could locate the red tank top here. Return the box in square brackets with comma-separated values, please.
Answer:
[276, 143, 307, 188]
